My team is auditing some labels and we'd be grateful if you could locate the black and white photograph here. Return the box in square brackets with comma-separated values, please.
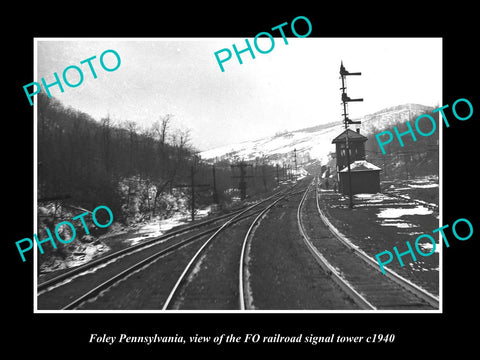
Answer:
[6, 6, 478, 356]
[33, 37, 442, 312]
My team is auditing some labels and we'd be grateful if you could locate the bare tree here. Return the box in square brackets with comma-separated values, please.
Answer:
[160, 114, 172, 145]
[151, 120, 161, 142]
[151, 114, 172, 146]
[101, 115, 112, 174]
[171, 128, 191, 162]
[124, 120, 138, 173]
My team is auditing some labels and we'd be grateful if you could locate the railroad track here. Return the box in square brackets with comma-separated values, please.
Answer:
[39, 175, 438, 311]
[161, 175, 359, 311]
[38, 185, 299, 310]
[238, 191, 291, 310]
[162, 182, 301, 310]
[239, 178, 359, 311]
[37, 198, 285, 294]
[297, 177, 439, 310]
[297, 180, 375, 310]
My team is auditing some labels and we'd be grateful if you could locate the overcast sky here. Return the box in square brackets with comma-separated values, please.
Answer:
[36, 38, 442, 151]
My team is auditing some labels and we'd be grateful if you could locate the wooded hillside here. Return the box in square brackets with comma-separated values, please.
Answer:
[37, 94, 280, 224]
[363, 110, 439, 180]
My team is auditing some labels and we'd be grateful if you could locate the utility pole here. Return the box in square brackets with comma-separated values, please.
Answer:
[293, 148, 298, 181]
[172, 158, 210, 221]
[186, 165, 210, 221]
[261, 163, 267, 192]
[399, 151, 411, 180]
[383, 154, 388, 180]
[190, 166, 196, 220]
[340, 61, 363, 209]
[231, 161, 254, 201]
[212, 164, 219, 204]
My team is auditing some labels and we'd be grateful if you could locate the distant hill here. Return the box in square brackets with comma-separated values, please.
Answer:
[199, 121, 342, 166]
[199, 104, 436, 167]
[356, 104, 434, 134]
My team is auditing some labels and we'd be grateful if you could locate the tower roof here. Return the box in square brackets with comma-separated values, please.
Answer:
[339, 160, 381, 172]
[332, 128, 368, 144]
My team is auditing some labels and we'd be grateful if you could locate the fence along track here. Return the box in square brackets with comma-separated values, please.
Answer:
[314, 177, 439, 309]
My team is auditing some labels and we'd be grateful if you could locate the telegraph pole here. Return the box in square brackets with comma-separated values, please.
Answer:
[212, 164, 219, 204]
[383, 154, 388, 180]
[340, 61, 363, 209]
[190, 165, 196, 220]
[187, 165, 211, 221]
[293, 148, 298, 181]
[261, 163, 267, 192]
[231, 161, 254, 200]
[172, 158, 210, 221]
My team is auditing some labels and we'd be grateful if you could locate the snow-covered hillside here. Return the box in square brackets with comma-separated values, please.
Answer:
[357, 103, 434, 134]
[200, 122, 342, 165]
[199, 104, 434, 165]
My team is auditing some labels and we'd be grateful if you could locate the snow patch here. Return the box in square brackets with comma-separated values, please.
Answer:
[380, 221, 418, 228]
[354, 193, 389, 203]
[376, 205, 433, 229]
[124, 206, 212, 246]
[408, 183, 438, 189]
[377, 206, 433, 218]
[339, 160, 381, 172]
[417, 241, 440, 254]
[39, 240, 111, 274]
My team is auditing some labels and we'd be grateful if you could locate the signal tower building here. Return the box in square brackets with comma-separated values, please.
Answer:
[332, 62, 381, 204]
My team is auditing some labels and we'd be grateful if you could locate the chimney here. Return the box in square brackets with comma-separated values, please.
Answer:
[356, 128, 360, 133]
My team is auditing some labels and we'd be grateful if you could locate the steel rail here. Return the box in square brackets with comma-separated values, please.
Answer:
[297, 180, 377, 310]
[60, 201, 290, 310]
[314, 177, 439, 309]
[161, 188, 295, 310]
[238, 190, 295, 310]
[61, 227, 217, 310]
[38, 193, 286, 293]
